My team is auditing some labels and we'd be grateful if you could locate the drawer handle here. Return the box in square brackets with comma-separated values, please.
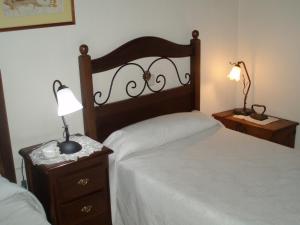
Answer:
[81, 205, 93, 214]
[77, 178, 90, 186]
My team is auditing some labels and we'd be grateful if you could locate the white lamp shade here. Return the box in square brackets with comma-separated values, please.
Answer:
[228, 65, 241, 81]
[57, 88, 83, 116]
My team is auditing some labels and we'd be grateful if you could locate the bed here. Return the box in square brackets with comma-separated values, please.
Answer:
[0, 175, 50, 225]
[78, 30, 300, 225]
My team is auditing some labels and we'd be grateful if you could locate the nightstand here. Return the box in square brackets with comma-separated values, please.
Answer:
[19, 141, 113, 225]
[212, 109, 299, 148]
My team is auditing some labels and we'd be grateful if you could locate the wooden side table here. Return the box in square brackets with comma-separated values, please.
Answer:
[19, 143, 113, 225]
[212, 109, 299, 148]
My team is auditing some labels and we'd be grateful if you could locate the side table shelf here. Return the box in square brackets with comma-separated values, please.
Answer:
[212, 109, 299, 148]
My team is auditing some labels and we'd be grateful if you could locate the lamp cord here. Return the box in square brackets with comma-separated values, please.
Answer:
[21, 159, 25, 185]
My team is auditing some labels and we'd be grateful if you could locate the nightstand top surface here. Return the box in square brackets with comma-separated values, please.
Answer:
[19, 145, 113, 171]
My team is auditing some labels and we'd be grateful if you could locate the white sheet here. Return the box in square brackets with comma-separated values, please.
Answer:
[110, 126, 300, 225]
[0, 176, 50, 225]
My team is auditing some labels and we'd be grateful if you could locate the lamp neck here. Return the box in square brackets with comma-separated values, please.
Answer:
[237, 61, 251, 111]
[61, 116, 70, 142]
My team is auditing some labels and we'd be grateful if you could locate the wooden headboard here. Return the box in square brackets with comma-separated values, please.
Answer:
[78, 30, 200, 142]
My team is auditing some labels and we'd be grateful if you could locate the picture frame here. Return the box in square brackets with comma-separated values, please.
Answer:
[0, 0, 75, 32]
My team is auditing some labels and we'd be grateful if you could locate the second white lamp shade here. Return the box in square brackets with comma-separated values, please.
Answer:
[228, 65, 241, 81]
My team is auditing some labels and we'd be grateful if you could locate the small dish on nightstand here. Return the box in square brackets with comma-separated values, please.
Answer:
[42, 143, 60, 159]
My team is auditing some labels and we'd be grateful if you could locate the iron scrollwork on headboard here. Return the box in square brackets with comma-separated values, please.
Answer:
[93, 57, 191, 106]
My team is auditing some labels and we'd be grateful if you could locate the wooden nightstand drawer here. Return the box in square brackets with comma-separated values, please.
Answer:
[59, 191, 107, 225]
[245, 125, 272, 140]
[222, 119, 273, 140]
[57, 163, 106, 203]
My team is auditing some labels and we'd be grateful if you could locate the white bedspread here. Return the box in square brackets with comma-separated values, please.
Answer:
[0, 176, 50, 225]
[111, 126, 300, 225]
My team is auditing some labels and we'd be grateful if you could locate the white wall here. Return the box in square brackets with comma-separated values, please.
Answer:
[238, 0, 300, 149]
[0, 0, 238, 181]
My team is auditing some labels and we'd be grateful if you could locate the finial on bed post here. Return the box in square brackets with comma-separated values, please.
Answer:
[80, 44, 89, 55]
[190, 30, 200, 110]
[192, 30, 199, 39]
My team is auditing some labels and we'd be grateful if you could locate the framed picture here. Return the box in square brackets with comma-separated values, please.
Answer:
[0, 0, 75, 32]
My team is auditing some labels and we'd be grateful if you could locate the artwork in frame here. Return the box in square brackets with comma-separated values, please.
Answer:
[0, 0, 75, 32]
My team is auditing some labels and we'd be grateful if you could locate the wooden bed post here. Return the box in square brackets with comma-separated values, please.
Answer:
[78, 45, 98, 140]
[190, 30, 200, 110]
[0, 71, 16, 182]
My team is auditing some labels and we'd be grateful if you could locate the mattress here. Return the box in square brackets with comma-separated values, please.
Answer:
[108, 123, 300, 225]
[0, 176, 50, 225]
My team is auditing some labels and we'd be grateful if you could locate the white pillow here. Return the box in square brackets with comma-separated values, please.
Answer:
[104, 111, 219, 161]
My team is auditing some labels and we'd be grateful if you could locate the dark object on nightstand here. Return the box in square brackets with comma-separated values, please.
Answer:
[212, 109, 299, 148]
[19, 145, 113, 225]
[250, 104, 268, 121]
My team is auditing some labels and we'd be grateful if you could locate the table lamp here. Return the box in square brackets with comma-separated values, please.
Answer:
[228, 61, 252, 115]
[53, 80, 83, 154]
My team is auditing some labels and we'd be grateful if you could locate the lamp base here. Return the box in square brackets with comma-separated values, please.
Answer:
[58, 141, 82, 154]
[233, 108, 252, 116]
